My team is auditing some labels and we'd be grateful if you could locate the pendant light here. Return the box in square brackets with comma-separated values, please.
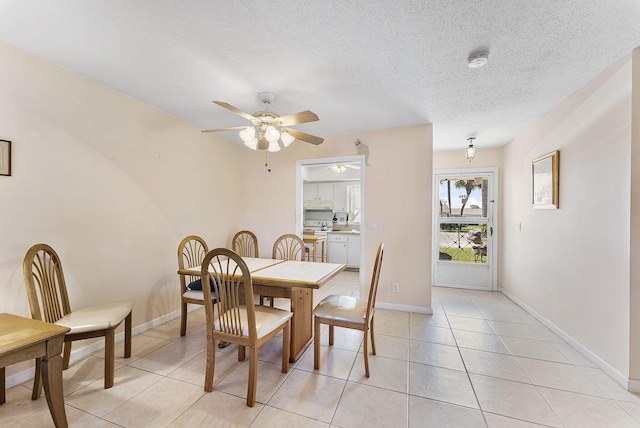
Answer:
[465, 137, 477, 162]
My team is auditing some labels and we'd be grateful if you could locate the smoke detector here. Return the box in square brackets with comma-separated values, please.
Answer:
[468, 51, 489, 68]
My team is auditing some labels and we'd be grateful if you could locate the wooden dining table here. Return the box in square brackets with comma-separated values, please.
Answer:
[179, 257, 346, 362]
[0, 313, 70, 428]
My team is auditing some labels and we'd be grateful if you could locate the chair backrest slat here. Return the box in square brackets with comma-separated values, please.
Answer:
[201, 248, 257, 339]
[232, 230, 259, 258]
[23, 244, 72, 323]
[272, 234, 305, 261]
[365, 243, 385, 322]
[178, 235, 209, 289]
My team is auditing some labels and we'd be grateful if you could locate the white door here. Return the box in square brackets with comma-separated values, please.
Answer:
[433, 168, 498, 291]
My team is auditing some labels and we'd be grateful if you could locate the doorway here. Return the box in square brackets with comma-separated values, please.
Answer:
[296, 155, 366, 295]
[433, 168, 498, 291]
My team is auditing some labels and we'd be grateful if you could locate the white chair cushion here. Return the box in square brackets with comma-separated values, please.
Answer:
[183, 290, 216, 301]
[214, 306, 292, 339]
[313, 295, 367, 324]
[55, 302, 133, 335]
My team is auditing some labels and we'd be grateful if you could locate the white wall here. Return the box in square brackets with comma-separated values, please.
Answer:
[0, 41, 243, 377]
[501, 53, 633, 379]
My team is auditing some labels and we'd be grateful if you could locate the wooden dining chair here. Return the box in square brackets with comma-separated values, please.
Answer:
[232, 230, 259, 258]
[313, 242, 384, 377]
[177, 235, 213, 337]
[232, 230, 269, 307]
[22, 243, 133, 395]
[272, 234, 306, 262]
[267, 233, 307, 307]
[200, 248, 292, 407]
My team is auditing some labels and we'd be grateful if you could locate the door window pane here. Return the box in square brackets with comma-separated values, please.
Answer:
[438, 223, 488, 264]
[438, 177, 488, 218]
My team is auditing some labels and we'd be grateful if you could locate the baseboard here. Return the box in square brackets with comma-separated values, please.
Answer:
[376, 301, 433, 314]
[499, 287, 631, 390]
[4, 308, 183, 390]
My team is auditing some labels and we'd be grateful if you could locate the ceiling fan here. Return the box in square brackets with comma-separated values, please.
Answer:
[202, 92, 324, 152]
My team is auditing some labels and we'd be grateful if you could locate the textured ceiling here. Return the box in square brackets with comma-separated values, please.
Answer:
[1, 1, 639, 151]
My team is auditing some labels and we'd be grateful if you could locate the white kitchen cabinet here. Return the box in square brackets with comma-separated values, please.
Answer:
[347, 234, 360, 268]
[328, 235, 348, 265]
[328, 233, 360, 268]
[304, 182, 334, 202]
[333, 182, 349, 212]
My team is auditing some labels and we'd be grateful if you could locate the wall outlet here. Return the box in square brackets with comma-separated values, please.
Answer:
[392, 282, 399, 293]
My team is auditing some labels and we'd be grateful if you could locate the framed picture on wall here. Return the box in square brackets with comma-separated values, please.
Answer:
[0, 140, 11, 176]
[532, 150, 559, 209]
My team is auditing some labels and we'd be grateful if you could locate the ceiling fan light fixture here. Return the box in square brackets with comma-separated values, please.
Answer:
[465, 137, 477, 162]
[203, 93, 323, 165]
[265, 125, 280, 143]
[239, 126, 256, 143]
[244, 137, 258, 150]
[331, 164, 347, 173]
[281, 131, 295, 147]
[267, 140, 281, 152]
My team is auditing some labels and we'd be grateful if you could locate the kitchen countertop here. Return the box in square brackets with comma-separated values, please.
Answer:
[328, 230, 360, 235]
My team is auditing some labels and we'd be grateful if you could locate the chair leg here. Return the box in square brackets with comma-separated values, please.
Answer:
[180, 302, 188, 337]
[238, 345, 246, 361]
[31, 357, 43, 400]
[328, 325, 334, 346]
[124, 311, 132, 358]
[363, 327, 370, 378]
[314, 316, 321, 370]
[204, 336, 215, 392]
[370, 314, 376, 356]
[369, 315, 376, 355]
[104, 329, 115, 389]
[282, 321, 290, 373]
[62, 342, 71, 370]
[246, 345, 258, 407]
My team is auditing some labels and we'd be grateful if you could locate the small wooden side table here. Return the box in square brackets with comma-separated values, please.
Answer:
[303, 235, 326, 262]
[0, 313, 70, 428]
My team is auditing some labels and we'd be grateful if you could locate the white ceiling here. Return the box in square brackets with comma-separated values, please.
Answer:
[1, 1, 639, 151]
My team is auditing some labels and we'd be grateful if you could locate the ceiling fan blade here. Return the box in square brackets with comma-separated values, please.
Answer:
[283, 128, 324, 145]
[201, 126, 248, 133]
[277, 110, 319, 126]
[213, 101, 256, 122]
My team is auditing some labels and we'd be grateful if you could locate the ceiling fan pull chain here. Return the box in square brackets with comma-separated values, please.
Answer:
[265, 151, 271, 172]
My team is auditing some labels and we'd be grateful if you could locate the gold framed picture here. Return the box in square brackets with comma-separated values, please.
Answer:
[532, 150, 559, 209]
[0, 140, 11, 176]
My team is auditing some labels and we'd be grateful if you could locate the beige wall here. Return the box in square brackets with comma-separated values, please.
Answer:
[240, 126, 434, 310]
[0, 41, 434, 383]
[630, 48, 640, 382]
[501, 53, 633, 381]
[433, 147, 503, 171]
[0, 41, 243, 376]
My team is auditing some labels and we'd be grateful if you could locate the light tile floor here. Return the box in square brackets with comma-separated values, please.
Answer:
[3, 271, 640, 427]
